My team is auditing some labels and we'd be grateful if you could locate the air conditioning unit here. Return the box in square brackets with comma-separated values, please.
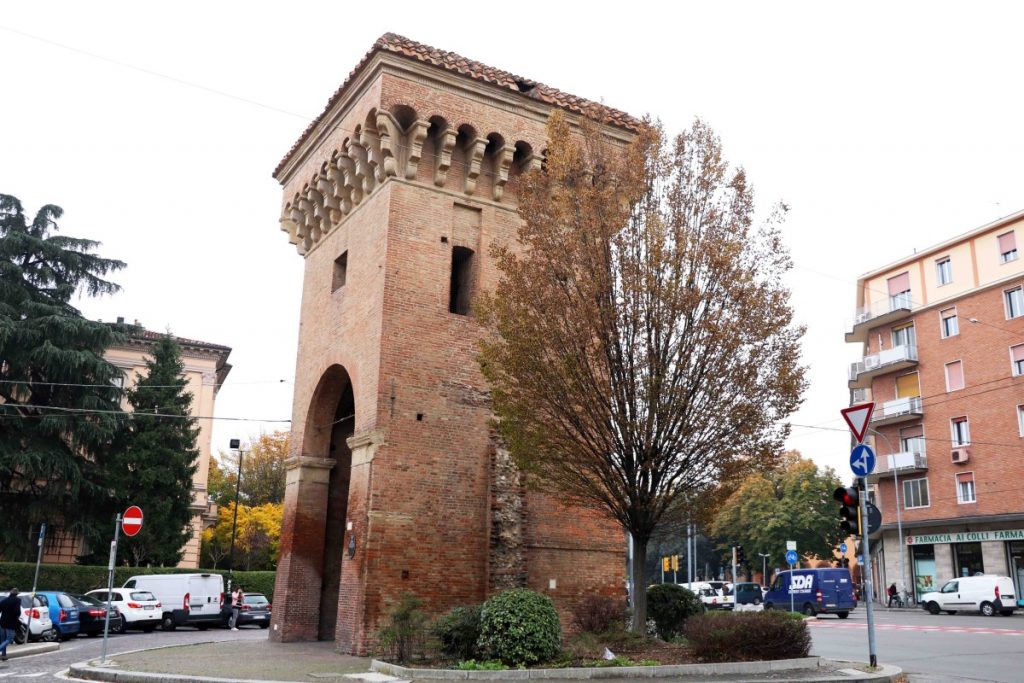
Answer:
[951, 448, 970, 464]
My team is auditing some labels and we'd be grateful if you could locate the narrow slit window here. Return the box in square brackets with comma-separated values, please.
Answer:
[449, 246, 474, 315]
[333, 251, 348, 292]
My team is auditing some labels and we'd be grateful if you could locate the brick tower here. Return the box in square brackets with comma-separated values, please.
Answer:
[270, 34, 638, 654]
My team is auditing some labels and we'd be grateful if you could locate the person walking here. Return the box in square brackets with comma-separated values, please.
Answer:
[229, 585, 244, 630]
[0, 588, 22, 662]
[887, 582, 899, 608]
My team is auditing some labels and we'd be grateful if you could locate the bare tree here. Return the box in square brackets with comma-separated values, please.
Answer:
[478, 113, 806, 632]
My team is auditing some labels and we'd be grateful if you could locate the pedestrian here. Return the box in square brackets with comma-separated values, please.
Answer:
[0, 588, 21, 662]
[229, 585, 244, 630]
[887, 582, 898, 608]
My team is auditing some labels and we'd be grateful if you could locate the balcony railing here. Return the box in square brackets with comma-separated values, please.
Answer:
[871, 396, 923, 426]
[845, 300, 914, 343]
[873, 450, 928, 478]
[849, 345, 918, 388]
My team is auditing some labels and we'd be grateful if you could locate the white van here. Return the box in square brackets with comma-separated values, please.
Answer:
[920, 575, 1016, 616]
[123, 574, 224, 630]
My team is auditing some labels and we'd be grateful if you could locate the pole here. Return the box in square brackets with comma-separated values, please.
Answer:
[688, 524, 694, 584]
[101, 514, 121, 665]
[731, 546, 737, 597]
[790, 561, 795, 613]
[24, 523, 46, 639]
[227, 446, 245, 594]
[860, 476, 878, 668]
[871, 428, 908, 606]
[626, 532, 634, 609]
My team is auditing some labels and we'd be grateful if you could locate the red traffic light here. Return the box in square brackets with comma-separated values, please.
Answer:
[833, 486, 859, 506]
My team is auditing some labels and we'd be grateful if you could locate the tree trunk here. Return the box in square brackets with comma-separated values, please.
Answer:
[630, 534, 648, 633]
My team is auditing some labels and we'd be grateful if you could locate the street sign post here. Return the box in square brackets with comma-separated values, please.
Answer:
[849, 444, 876, 477]
[785, 549, 798, 565]
[839, 542, 848, 553]
[122, 505, 144, 537]
[841, 403, 875, 443]
[786, 540, 797, 551]
[786, 549, 798, 612]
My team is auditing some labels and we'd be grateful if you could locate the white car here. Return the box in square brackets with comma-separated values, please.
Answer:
[86, 588, 162, 632]
[0, 592, 55, 643]
[920, 575, 1016, 616]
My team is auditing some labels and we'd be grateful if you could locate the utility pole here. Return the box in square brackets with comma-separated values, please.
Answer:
[227, 438, 245, 595]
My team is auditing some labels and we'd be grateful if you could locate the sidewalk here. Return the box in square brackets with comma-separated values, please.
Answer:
[67, 639, 903, 683]
[3, 641, 60, 660]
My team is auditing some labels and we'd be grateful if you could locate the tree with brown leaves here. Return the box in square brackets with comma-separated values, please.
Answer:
[478, 114, 806, 631]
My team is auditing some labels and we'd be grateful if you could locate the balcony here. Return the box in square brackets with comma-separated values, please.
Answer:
[845, 301, 913, 344]
[849, 344, 918, 389]
[871, 450, 928, 479]
[871, 396, 923, 427]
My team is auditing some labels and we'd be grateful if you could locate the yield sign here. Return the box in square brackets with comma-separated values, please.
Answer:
[841, 402, 874, 443]
[122, 505, 144, 537]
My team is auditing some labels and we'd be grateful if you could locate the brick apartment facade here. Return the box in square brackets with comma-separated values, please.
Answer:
[269, 34, 631, 654]
[847, 212, 1024, 603]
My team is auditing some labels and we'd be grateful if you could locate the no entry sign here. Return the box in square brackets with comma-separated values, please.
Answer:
[122, 506, 144, 537]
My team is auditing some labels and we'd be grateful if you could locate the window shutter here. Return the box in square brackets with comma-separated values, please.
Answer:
[887, 272, 911, 295]
[998, 231, 1017, 253]
[1013, 345, 1024, 363]
[896, 373, 921, 398]
[900, 425, 924, 439]
[946, 361, 964, 391]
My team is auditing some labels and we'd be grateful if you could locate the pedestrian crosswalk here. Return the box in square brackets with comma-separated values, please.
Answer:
[810, 621, 1024, 636]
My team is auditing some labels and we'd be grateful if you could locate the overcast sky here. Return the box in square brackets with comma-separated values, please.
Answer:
[3, 1, 1024, 476]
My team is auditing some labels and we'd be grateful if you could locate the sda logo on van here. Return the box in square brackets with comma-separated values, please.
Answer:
[790, 575, 814, 592]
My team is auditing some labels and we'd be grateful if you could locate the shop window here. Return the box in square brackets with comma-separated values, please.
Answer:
[936, 256, 952, 285]
[945, 360, 964, 392]
[940, 308, 958, 338]
[911, 545, 937, 601]
[903, 478, 930, 508]
[954, 542, 985, 577]
[950, 416, 970, 446]
[956, 472, 976, 504]
[1006, 286, 1024, 319]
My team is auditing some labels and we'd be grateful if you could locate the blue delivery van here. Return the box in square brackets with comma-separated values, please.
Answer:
[763, 568, 856, 618]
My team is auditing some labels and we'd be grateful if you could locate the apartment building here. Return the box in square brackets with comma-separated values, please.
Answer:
[848, 211, 1024, 603]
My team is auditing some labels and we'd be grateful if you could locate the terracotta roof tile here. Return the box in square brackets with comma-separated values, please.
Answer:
[274, 33, 642, 178]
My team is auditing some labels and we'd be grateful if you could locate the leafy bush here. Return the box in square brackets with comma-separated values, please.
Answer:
[456, 660, 506, 670]
[646, 584, 703, 640]
[571, 595, 626, 635]
[477, 588, 561, 667]
[0, 562, 274, 601]
[376, 593, 429, 663]
[433, 604, 482, 660]
[683, 611, 811, 662]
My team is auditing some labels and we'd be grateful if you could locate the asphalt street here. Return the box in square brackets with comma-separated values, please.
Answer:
[0, 625, 266, 682]
[809, 606, 1024, 682]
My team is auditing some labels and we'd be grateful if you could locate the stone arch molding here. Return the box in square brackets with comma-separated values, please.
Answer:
[279, 105, 544, 255]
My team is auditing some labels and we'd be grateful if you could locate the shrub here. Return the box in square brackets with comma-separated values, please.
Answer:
[477, 588, 561, 667]
[571, 595, 626, 635]
[376, 593, 430, 663]
[646, 584, 703, 640]
[434, 604, 482, 660]
[683, 611, 811, 662]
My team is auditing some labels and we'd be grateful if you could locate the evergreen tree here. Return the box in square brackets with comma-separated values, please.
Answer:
[106, 334, 200, 566]
[0, 193, 128, 559]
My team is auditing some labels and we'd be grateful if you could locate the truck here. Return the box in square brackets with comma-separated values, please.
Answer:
[122, 573, 224, 630]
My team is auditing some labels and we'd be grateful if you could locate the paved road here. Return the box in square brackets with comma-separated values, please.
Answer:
[809, 606, 1024, 682]
[0, 626, 266, 682]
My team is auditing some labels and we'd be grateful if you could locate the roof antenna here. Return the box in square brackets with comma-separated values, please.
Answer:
[995, 201, 1001, 219]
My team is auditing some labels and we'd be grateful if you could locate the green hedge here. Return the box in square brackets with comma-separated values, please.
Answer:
[0, 563, 275, 602]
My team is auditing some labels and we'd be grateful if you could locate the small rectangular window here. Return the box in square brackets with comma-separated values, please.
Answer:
[956, 472, 976, 504]
[936, 257, 952, 285]
[903, 478, 930, 508]
[1006, 286, 1024, 319]
[945, 360, 964, 392]
[332, 251, 348, 292]
[940, 308, 958, 338]
[449, 246, 474, 315]
[951, 416, 970, 446]
[1018, 405, 1024, 437]
[1011, 344, 1024, 377]
[999, 231, 1018, 263]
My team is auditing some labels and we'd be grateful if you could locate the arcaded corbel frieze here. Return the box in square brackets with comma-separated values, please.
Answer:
[492, 144, 516, 201]
[360, 127, 385, 184]
[335, 154, 361, 207]
[289, 205, 311, 255]
[464, 137, 488, 195]
[346, 138, 374, 197]
[326, 164, 351, 217]
[316, 176, 341, 222]
[404, 120, 430, 180]
[522, 152, 543, 173]
[296, 197, 320, 244]
[305, 188, 327, 241]
[374, 111, 401, 178]
[279, 205, 300, 246]
[434, 128, 457, 187]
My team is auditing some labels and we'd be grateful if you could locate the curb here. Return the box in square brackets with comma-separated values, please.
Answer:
[4, 642, 60, 660]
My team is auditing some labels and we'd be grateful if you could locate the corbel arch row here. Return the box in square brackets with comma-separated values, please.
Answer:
[279, 105, 544, 254]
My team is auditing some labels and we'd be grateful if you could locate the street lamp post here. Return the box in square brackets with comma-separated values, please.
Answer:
[758, 553, 770, 585]
[226, 438, 245, 594]
[869, 428, 908, 606]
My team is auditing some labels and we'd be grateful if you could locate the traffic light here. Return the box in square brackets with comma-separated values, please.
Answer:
[736, 545, 747, 565]
[833, 486, 862, 536]
[662, 556, 670, 572]
[671, 554, 679, 572]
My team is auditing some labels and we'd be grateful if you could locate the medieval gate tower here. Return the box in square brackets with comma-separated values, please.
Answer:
[270, 34, 638, 654]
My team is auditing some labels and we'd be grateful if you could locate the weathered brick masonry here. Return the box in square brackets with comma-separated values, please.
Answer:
[269, 34, 635, 654]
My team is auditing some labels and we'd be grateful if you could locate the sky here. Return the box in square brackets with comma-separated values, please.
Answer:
[3, 1, 1024, 475]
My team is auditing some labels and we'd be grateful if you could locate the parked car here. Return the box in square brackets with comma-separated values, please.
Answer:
[36, 591, 80, 640]
[122, 574, 224, 630]
[70, 593, 123, 637]
[86, 588, 161, 632]
[920, 575, 1017, 616]
[0, 592, 56, 643]
[226, 593, 272, 629]
[732, 581, 764, 605]
[763, 568, 856, 618]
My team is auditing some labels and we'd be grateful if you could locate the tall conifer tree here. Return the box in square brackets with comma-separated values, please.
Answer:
[0, 193, 128, 559]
